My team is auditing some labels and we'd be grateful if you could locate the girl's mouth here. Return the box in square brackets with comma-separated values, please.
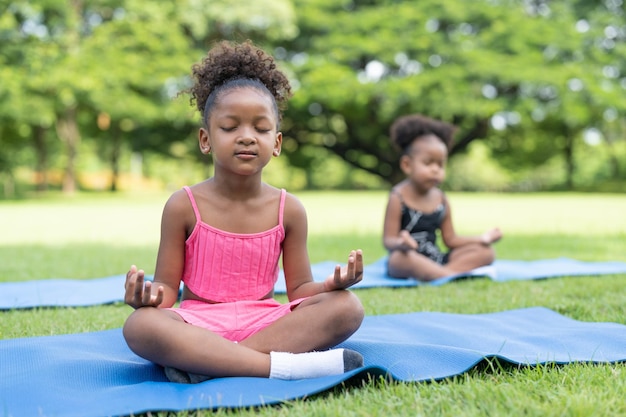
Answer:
[236, 151, 257, 160]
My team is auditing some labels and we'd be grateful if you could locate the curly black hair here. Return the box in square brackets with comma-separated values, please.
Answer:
[389, 114, 456, 154]
[186, 40, 292, 127]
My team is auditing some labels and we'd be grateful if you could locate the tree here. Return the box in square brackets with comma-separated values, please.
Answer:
[0, 0, 300, 194]
[79, 1, 196, 191]
[280, 0, 625, 188]
[2, 0, 623, 194]
[0, 1, 60, 193]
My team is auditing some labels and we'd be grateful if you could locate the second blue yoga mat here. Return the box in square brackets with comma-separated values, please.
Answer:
[2, 257, 626, 309]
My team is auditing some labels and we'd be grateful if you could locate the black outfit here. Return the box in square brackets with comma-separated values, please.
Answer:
[397, 193, 449, 265]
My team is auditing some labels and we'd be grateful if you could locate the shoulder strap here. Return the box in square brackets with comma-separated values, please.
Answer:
[391, 188, 405, 205]
[183, 186, 201, 223]
[278, 189, 287, 227]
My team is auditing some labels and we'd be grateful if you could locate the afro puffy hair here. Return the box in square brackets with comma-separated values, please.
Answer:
[389, 114, 456, 154]
[186, 40, 292, 124]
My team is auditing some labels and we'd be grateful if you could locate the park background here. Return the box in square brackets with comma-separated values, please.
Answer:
[1, 0, 625, 197]
[1, 1, 625, 416]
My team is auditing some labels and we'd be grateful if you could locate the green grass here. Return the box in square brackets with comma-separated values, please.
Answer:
[1, 191, 625, 416]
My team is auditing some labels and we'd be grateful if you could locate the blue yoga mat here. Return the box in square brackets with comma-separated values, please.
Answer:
[1, 307, 625, 417]
[339, 256, 626, 287]
[2, 257, 626, 309]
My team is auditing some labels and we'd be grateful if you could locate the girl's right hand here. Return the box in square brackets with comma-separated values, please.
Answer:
[398, 230, 418, 251]
[124, 265, 164, 309]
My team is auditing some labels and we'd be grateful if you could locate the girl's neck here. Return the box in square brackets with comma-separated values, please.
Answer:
[207, 175, 264, 200]
[406, 180, 436, 197]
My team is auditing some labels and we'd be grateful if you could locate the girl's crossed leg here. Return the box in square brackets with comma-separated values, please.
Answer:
[123, 289, 364, 381]
[387, 243, 494, 282]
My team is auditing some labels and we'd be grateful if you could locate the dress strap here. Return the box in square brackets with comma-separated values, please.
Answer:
[391, 188, 405, 205]
[278, 189, 287, 227]
[183, 186, 202, 223]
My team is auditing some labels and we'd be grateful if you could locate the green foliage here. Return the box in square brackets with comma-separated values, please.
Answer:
[281, 0, 626, 188]
[445, 142, 511, 191]
[1, 0, 625, 193]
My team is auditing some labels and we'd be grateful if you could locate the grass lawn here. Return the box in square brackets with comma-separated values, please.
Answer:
[1, 191, 625, 416]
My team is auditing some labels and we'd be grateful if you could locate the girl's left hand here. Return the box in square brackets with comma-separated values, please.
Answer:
[481, 228, 503, 244]
[325, 249, 364, 291]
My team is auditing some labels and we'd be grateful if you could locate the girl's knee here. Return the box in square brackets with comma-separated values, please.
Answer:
[123, 308, 158, 352]
[464, 243, 496, 264]
[483, 246, 496, 264]
[333, 291, 365, 330]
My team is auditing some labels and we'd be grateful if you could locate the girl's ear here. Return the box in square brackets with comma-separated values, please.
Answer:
[273, 132, 283, 157]
[400, 154, 412, 175]
[198, 128, 211, 154]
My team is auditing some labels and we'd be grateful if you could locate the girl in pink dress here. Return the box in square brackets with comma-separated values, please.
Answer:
[123, 40, 365, 382]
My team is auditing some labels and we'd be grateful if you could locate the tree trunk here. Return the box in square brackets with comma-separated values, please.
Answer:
[54, 0, 83, 195]
[33, 125, 48, 193]
[604, 122, 622, 180]
[109, 127, 121, 192]
[56, 107, 81, 194]
[563, 126, 575, 190]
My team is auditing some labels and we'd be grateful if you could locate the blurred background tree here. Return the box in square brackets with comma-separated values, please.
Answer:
[0, 0, 624, 197]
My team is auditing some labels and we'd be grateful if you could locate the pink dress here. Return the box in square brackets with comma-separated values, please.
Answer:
[167, 186, 307, 342]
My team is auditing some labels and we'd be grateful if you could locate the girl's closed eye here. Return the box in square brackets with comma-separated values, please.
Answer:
[254, 120, 273, 132]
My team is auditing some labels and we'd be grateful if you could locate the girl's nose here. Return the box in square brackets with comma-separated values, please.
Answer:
[237, 127, 257, 144]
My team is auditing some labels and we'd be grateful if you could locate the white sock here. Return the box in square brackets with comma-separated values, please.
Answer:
[269, 348, 359, 380]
